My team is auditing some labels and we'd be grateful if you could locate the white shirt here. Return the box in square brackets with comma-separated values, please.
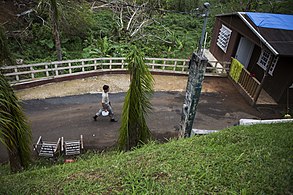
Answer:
[101, 91, 109, 104]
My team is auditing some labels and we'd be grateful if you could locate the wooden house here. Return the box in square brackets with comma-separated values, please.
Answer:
[209, 12, 293, 105]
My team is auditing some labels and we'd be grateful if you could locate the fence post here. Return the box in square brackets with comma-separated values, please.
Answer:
[215, 62, 218, 74]
[94, 60, 97, 70]
[174, 60, 177, 71]
[54, 64, 58, 76]
[68, 63, 72, 74]
[82, 61, 85, 72]
[45, 65, 49, 77]
[14, 67, 19, 81]
[30, 66, 34, 79]
[182, 61, 186, 72]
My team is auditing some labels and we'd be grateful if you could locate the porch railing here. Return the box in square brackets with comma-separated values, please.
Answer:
[238, 68, 260, 99]
[230, 58, 260, 99]
[0, 57, 230, 86]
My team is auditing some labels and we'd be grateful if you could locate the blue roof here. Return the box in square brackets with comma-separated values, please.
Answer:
[246, 12, 293, 31]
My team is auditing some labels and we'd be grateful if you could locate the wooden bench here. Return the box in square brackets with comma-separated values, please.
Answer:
[61, 135, 84, 156]
[33, 136, 61, 158]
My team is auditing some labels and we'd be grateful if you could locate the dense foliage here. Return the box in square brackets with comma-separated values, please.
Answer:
[0, 26, 13, 66]
[1, 0, 292, 63]
[0, 74, 32, 172]
[1, 26, 32, 172]
[0, 123, 292, 193]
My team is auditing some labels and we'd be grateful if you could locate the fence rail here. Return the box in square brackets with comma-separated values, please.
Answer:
[0, 57, 230, 86]
[238, 68, 261, 99]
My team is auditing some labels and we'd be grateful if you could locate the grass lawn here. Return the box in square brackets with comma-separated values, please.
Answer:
[0, 123, 293, 194]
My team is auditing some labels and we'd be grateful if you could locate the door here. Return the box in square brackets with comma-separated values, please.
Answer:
[235, 36, 254, 69]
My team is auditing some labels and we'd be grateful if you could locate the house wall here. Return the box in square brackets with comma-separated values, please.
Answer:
[210, 15, 261, 62]
[243, 46, 293, 104]
[210, 14, 293, 104]
[246, 48, 293, 103]
[263, 56, 293, 103]
[278, 88, 293, 106]
[247, 46, 262, 79]
[210, 16, 238, 62]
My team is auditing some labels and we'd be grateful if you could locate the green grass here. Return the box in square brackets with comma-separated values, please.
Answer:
[1, 123, 293, 194]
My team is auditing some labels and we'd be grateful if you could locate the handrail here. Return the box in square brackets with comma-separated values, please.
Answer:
[0, 57, 230, 86]
[238, 68, 260, 98]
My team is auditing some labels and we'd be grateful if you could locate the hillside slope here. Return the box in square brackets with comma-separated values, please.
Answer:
[1, 123, 292, 194]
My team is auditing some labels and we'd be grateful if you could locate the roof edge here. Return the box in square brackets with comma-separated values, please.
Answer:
[237, 12, 279, 55]
[215, 12, 238, 17]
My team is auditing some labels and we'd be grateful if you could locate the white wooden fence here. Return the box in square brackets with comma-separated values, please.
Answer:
[0, 57, 230, 86]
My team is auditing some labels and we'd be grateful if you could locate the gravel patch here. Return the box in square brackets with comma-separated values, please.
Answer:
[15, 74, 189, 100]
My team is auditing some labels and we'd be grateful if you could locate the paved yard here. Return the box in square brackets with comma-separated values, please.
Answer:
[0, 75, 283, 163]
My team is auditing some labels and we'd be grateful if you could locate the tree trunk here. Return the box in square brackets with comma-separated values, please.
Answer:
[50, 0, 62, 61]
[52, 22, 62, 61]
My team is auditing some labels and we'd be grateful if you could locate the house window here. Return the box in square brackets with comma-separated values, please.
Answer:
[257, 50, 278, 76]
[217, 24, 232, 53]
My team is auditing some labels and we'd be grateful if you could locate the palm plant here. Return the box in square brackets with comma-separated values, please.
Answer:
[0, 26, 32, 172]
[118, 46, 154, 151]
[0, 75, 32, 172]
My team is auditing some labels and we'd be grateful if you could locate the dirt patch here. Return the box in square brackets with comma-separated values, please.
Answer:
[15, 74, 227, 100]
[15, 74, 189, 100]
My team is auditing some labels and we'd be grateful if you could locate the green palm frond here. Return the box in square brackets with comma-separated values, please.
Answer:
[118, 46, 154, 151]
[0, 73, 32, 170]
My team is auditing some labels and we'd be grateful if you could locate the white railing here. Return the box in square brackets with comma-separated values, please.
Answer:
[0, 57, 230, 85]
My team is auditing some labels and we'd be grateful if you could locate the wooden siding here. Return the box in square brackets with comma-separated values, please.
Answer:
[263, 56, 293, 102]
[210, 15, 264, 63]
[210, 14, 293, 103]
[247, 46, 263, 81]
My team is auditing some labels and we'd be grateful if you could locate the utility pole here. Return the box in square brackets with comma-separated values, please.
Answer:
[197, 2, 210, 56]
[180, 2, 210, 137]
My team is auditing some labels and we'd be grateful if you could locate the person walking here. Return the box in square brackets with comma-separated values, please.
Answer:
[93, 85, 117, 122]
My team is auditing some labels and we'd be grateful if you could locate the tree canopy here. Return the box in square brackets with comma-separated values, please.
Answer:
[0, 0, 292, 63]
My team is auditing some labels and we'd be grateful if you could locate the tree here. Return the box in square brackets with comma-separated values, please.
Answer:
[0, 26, 32, 173]
[49, 0, 62, 61]
[118, 46, 154, 151]
[0, 27, 13, 65]
[214, 0, 293, 13]
[37, 0, 62, 61]
[92, 0, 158, 41]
